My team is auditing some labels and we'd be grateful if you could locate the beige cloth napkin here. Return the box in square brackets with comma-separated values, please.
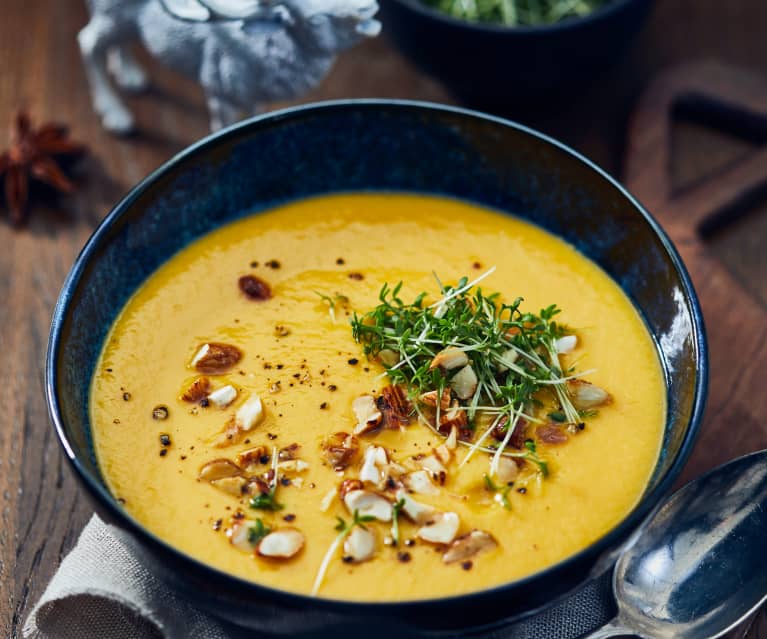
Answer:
[24, 514, 616, 639]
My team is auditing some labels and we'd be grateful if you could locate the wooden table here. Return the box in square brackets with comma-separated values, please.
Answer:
[2, 1, 766, 636]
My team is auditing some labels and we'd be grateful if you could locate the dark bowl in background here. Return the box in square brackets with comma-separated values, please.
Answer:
[380, 0, 653, 106]
[46, 100, 706, 637]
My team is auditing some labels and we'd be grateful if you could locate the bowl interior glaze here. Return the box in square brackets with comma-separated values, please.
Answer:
[47, 101, 706, 634]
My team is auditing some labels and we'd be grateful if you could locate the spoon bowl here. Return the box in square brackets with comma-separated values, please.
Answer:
[587, 450, 767, 639]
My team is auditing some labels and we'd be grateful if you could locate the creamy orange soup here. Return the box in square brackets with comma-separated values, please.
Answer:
[90, 193, 665, 601]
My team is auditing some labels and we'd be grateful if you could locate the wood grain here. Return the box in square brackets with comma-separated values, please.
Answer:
[2, 1, 767, 636]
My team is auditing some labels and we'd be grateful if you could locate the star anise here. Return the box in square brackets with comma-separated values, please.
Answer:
[0, 110, 86, 227]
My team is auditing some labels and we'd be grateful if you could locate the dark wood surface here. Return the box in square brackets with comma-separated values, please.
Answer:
[2, 1, 767, 636]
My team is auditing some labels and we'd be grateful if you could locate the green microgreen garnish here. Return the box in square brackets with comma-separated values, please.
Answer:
[483, 474, 512, 510]
[315, 291, 350, 324]
[351, 268, 588, 480]
[247, 518, 271, 544]
[312, 510, 376, 596]
[420, 0, 610, 27]
[249, 447, 284, 511]
[390, 498, 406, 546]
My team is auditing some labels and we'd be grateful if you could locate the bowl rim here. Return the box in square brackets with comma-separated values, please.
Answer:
[382, 0, 648, 35]
[46, 98, 707, 620]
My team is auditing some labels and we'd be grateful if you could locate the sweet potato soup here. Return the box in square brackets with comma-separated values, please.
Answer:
[90, 193, 665, 601]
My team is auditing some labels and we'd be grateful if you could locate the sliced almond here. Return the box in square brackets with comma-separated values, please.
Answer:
[343, 489, 392, 522]
[443, 530, 497, 564]
[395, 490, 436, 525]
[257, 528, 305, 559]
[555, 335, 578, 354]
[227, 520, 254, 552]
[343, 525, 376, 563]
[208, 384, 238, 409]
[445, 426, 458, 450]
[417, 512, 460, 545]
[235, 394, 264, 432]
[198, 458, 242, 481]
[192, 342, 242, 374]
[235, 446, 267, 472]
[378, 349, 400, 367]
[420, 389, 451, 410]
[360, 445, 388, 484]
[210, 476, 246, 496]
[434, 444, 452, 465]
[429, 347, 469, 371]
[320, 487, 337, 512]
[496, 456, 520, 485]
[403, 470, 439, 495]
[567, 379, 612, 410]
[496, 348, 519, 373]
[278, 459, 310, 473]
[352, 395, 382, 435]
[420, 454, 447, 476]
[450, 364, 478, 400]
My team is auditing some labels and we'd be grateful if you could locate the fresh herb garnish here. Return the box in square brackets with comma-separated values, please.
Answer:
[420, 0, 610, 27]
[483, 474, 512, 510]
[249, 447, 284, 511]
[351, 268, 588, 479]
[247, 518, 271, 544]
[390, 498, 406, 546]
[315, 291, 350, 324]
[312, 510, 376, 596]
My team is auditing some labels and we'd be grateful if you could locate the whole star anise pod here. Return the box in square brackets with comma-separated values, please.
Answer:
[0, 110, 86, 226]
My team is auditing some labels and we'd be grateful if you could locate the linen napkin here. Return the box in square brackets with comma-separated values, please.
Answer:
[24, 515, 616, 639]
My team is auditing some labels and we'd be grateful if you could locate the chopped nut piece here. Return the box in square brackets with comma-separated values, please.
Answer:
[360, 445, 388, 485]
[429, 347, 468, 371]
[419, 389, 451, 410]
[152, 405, 169, 420]
[198, 458, 242, 481]
[192, 343, 242, 375]
[235, 446, 267, 472]
[320, 487, 337, 512]
[228, 520, 254, 552]
[434, 444, 452, 465]
[343, 490, 392, 522]
[238, 274, 271, 301]
[339, 479, 364, 500]
[445, 426, 458, 450]
[403, 470, 439, 495]
[396, 490, 437, 525]
[279, 443, 301, 460]
[210, 476, 246, 496]
[496, 348, 519, 373]
[352, 395, 382, 435]
[278, 459, 310, 473]
[567, 379, 612, 410]
[208, 385, 238, 409]
[322, 432, 359, 471]
[257, 528, 305, 559]
[438, 402, 468, 436]
[343, 525, 376, 563]
[181, 377, 211, 402]
[537, 423, 569, 445]
[555, 335, 578, 354]
[443, 530, 497, 564]
[243, 476, 270, 497]
[377, 385, 412, 429]
[378, 349, 400, 367]
[417, 512, 460, 544]
[235, 394, 264, 432]
[420, 454, 447, 476]
[450, 364, 478, 400]
[496, 456, 520, 484]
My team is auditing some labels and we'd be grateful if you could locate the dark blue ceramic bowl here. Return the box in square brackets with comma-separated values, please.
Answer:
[46, 100, 706, 636]
[380, 0, 653, 105]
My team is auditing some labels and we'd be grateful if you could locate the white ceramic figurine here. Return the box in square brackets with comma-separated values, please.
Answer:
[78, 0, 381, 133]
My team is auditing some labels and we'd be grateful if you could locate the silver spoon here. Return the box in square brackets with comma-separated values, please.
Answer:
[584, 449, 767, 639]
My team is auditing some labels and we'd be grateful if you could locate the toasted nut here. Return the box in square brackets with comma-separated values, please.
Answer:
[228, 520, 254, 552]
[439, 403, 468, 435]
[420, 454, 447, 476]
[360, 445, 388, 484]
[320, 487, 337, 512]
[403, 470, 439, 495]
[278, 459, 310, 473]
[181, 377, 211, 402]
[434, 444, 452, 465]
[429, 347, 469, 371]
[445, 426, 458, 450]
[257, 528, 305, 559]
[419, 389, 451, 410]
[567, 379, 612, 410]
[238, 274, 271, 301]
[243, 476, 271, 497]
[496, 348, 519, 373]
[235, 446, 268, 472]
[377, 385, 412, 429]
[210, 476, 246, 496]
[443, 530, 497, 564]
[199, 458, 242, 481]
[343, 525, 376, 563]
[344, 490, 392, 522]
[192, 343, 242, 374]
[417, 512, 460, 544]
[208, 385, 238, 409]
[235, 394, 264, 431]
[352, 395, 382, 435]
[555, 335, 578, 354]
[396, 489, 437, 525]
[278, 443, 301, 460]
[322, 432, 360, 471]
[339, 479, 364, 500]
[537, 423, 569, 445]
[496, 457, 520, 484]
[450, 365, 478, 400]
[378, 349, 400, 367]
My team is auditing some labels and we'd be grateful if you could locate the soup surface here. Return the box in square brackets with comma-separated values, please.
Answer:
[91, 193, 665, 601]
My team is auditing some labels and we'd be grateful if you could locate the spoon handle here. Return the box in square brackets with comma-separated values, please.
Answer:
[581, 618, 635, 639]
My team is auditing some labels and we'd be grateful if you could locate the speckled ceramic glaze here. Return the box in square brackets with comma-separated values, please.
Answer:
[46, 101, 707, 636]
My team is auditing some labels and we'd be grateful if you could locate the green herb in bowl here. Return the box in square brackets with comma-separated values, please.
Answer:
[420, 0, 612, 26]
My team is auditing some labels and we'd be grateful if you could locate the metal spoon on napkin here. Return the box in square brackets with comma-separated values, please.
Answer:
[584, 450, 767, 639]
